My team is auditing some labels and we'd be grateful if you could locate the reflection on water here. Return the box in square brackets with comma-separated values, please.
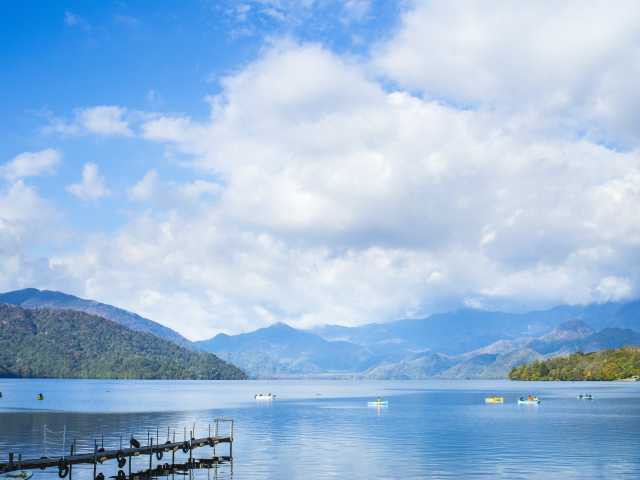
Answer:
[1, 379, 639, 479]
[116, 459, 233, 480]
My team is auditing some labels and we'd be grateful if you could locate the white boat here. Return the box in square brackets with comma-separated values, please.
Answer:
[518, 395, 540, 405]
[367, 398, 388, 408]
[0, 471, 33, 480]
[254, 393, 276, 400]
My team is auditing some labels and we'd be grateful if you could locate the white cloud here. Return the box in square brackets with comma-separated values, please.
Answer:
[66, 163, 110, 201]
[47, 106, 133, 137]
[177, 180, 221, 201]
[64, 10, 91, 30]
[80, 106, 132, 136]
[1, 149, 60, 180]
[374, 1, 640, 147]
[595, 276, 633, 302]
[128, 170, 221, 206]
[129, 170, 159, 201]
[0, 181, 64, 292]
[43, 41, 640, 339]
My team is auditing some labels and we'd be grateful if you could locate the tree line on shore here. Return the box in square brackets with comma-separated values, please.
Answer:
[509, 347, 640, 381]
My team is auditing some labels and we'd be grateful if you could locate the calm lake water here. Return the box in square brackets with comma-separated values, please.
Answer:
[0, 379, 639, 479]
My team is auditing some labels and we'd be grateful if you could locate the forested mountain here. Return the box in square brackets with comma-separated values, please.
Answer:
[0, 288, 192, 349]
[509, 348, 640, 381]
[0, 304, 246, 380]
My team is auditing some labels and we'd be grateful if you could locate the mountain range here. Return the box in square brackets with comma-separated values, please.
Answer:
[2, 288, 639, 380]
[197, 301, 640, 379]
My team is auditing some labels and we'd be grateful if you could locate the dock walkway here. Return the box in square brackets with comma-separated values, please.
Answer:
[0, 419, 234, 477]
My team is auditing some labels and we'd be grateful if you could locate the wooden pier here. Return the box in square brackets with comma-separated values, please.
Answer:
[0, 419, 234, 478]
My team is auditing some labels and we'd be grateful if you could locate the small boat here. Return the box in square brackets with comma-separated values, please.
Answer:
[485, 396, 504, 404]
[367, 398, 388, 408]
[0, 471, 33, 480]
[36, 393, 44, 400]
[577, 394, 593, 400]
[254, 393, 275, 401]
[518, 395, 540, 405]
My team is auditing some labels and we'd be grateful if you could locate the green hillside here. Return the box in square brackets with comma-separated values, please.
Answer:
[509, 347, 640, 381]
[0, 304, 246, 380]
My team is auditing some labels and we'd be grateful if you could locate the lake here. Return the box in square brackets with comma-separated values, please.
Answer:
[1, 379, 639, 479]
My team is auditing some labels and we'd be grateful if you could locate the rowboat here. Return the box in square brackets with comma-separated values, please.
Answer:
[518, 395, 540, 405]
[485, 396, 504, 404]
[254, 393, 276, 400]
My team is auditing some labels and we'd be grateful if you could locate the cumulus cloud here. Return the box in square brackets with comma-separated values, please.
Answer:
[43, 40, 640, 339]
[47, 106, 133, 137]
[66, 163, 110, 200]
[129, 170, 159, 201]
[128, 170, 221, 207]
[374, 0, 640, 147]
[1, 149, 60, 180]
[0, 180, 64, 292]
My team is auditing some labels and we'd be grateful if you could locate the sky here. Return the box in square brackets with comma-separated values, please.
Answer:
[1, 0, 640, 340]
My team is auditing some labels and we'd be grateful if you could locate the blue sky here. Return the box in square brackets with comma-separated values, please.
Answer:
[1, 0, 400, 240]
[2, 1, 640, 339]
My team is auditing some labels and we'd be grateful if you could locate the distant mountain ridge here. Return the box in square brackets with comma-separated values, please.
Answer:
[0, 304, 246, 379]
[0, 288, 192, 349]
[311, 302, 640, 355]
[196, 322, 377, 377]
[198, 300, 640, 379]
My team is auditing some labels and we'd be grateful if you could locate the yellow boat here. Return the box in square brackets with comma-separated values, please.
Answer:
[485, 396, 504, 404]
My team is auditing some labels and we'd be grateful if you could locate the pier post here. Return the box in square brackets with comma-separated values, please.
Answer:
[69, 441, 74, 480]
[92, 441, 97, 480]
[171, 430, 175, 466]
[148, 437, 153, 472]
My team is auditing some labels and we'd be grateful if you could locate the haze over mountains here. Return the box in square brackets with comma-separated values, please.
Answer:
[2, 288, 639, 380]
